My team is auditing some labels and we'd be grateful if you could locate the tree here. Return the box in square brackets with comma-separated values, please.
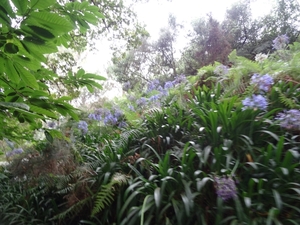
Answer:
[0, 0, 105, 141]
[222, 0, 300, 59]
[108, 14, 182, 88]
[179, 15, 231, 75]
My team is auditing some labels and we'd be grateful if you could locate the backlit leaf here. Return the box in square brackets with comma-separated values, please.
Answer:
[14, 63, 39, 89]
[30, 0, 57, 10]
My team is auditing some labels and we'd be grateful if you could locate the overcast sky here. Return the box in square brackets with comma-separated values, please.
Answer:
[82, 0, 275, 74]
[134, 0, 273, 39]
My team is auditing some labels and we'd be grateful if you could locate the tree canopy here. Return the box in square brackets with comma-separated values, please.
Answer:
[0, 0, 106, 140]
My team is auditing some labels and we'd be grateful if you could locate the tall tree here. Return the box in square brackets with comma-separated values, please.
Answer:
[222, 0, 300, 58]
[108, 14, 182, 87]
[179, 15, 231, 75]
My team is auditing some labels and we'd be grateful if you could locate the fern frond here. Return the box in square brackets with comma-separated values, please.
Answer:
[91, 172, 129, 216]
[277, 88, 297, 108]
[52, 196, 92, 221]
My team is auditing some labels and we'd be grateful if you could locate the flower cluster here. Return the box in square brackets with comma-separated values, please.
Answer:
[164, 81, 174, 89]
[214, 64, 229, 76]
[214, 175, 237, 201]
[88, 108, 107, 121]
[78, 120, 88, 134]
[89, 107, 127, 128]
[250, 74, 274, 92]
[255, 53, 268, 63]
[242, 94, 268, 111]
[272, 34, 289, 50]
[275, 109, 300, 130]
[173, 74, 187, 84]
[147, 79, 160, 92]
[6, 148, 23, 158]
[136, 97, 148, 107]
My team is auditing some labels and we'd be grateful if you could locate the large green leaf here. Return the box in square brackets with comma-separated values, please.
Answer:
[28, 25, 55, 39]
[25, 12, 74, 35]
[12, 55, 41, 71]
[4, 43, 19, 54]
[5, 59, 20, 84]
[0, 1, 15, 18]
[14, 63, 39, 89]
[11, 0, 28, 15]
[0, 102, 29, 111]
[22, 38, 57, 61]
[30, 105, 57, 118]
[83, 73, 106, 80]
[30, 0, 57, 10]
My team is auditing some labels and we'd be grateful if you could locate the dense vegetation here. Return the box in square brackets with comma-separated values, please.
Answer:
[1, 0, 300, 225]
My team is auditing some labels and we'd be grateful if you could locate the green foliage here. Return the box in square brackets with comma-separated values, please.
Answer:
[0, 0, 105, 141]
[2, 3, 300, 225]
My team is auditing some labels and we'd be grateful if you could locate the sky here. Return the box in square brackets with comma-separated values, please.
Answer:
[81, 0, 274, 75]
[134, 0, 273, 39]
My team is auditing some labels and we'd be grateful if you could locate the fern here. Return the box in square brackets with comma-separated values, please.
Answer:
[276, 87, 298, 108]
[91, 172, 129, 216]
[52, 196, 92, 221]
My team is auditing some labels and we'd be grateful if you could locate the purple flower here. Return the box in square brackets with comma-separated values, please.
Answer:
[118, 121, 128, 128]
[136, 97, 148, 107]
[89, 108, 106, 121]
[47, 121, 56, 129]
[214, 65, 229, 76]
[173, 74, 186, 84]
[6, 148, 24, 157]
[128, 104, 135, 111]
[242, 94, 268, 111]
[164, 81, 174, 89]
[214, 176, 237, 201]
[272, 34, 289, 50]
[149, 95, 160, 102]
[103, 113, 117, 125]
[158, 86, 168, 97]
[275, 109, 300, 130]
[113, 108, 123, 119]
[127, 95, 136, 102]
[78, 121, 88, 134]
[147, 79, 160, 92]
[250, 74, 274, 92]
